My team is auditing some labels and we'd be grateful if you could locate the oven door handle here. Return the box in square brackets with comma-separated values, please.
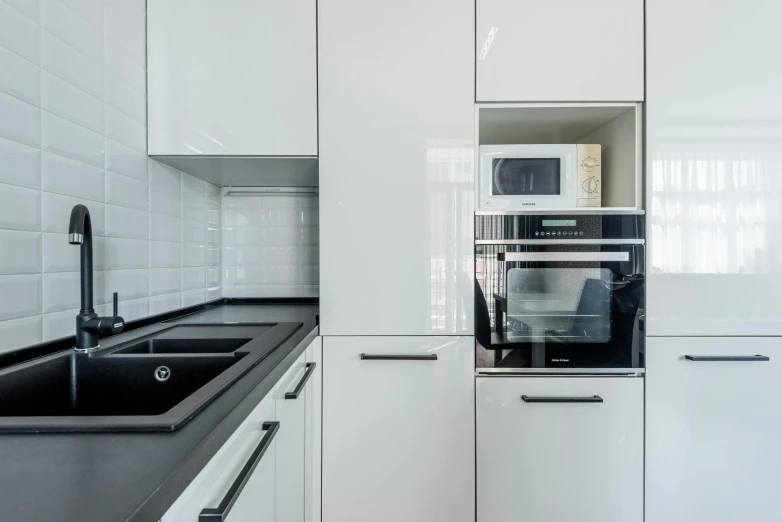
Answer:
[498, 252, 630, 262]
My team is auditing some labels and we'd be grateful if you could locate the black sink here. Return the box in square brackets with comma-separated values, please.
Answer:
[0, 322, 302, 433]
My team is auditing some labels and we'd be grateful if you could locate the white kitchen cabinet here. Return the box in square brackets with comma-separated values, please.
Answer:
[476, 0, 644, 102]
[304, 337, 322, 522]
[646, 337, 782, 522]
[274, 350, 310, 522]
[646, 0, 782, 335]
[322, 337, 474, 522]
[161, 393, 277, 522]
[476, 376, 643, 522]
[318, 0, 475, 335]
[148, 0, 317, 156]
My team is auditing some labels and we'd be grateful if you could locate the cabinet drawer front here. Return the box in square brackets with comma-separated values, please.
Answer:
[323, 337, 474, 522]
[646, 338, 782, 522]
[162, 395, 275, 521]
[477, 376, 643, 522]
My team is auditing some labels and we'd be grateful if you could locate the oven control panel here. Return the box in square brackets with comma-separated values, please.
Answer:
[475, 213, 644, 241]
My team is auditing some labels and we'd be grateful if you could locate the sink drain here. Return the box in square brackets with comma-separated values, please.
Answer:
[154, 366, 171, 382]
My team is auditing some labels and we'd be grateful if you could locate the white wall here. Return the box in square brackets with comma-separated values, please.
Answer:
[222, 195, 318, 298]
[0, 0, 221, 352]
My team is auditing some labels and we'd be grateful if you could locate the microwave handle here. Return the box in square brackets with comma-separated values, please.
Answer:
[498, 252, 630, 263]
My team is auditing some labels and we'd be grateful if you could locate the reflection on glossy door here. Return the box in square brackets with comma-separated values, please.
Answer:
[646, 0, 782, 335]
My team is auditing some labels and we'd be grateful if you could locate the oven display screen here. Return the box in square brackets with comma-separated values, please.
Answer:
[542, 219, 577, 227]
[492, 158, 561, 196]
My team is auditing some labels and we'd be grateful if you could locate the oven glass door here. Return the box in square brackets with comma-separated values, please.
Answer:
[475, 244, 644, 370]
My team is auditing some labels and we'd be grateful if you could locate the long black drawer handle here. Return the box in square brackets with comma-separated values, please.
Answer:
[285, 362, 317, 400]
[360, 354, 438, 361]
[685, 355, 770, 362]
[522, 395, 603, 403]
[200, 421, 280, 522]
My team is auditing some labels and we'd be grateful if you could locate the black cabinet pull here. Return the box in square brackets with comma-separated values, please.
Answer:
[360, 354, 438, 361]
[685, 355, 770, 362]
[199, 421, 280, 522]
[285, 362, 317, 400]
[522, 395, 603, 403]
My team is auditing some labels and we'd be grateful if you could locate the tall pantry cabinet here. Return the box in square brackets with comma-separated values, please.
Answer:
[318, 0, 476, 520]
[646, 0, 782, 520]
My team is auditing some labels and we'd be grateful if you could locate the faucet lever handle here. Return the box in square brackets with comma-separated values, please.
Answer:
[113, 292, 119, 318]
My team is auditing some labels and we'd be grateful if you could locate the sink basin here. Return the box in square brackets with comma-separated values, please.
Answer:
[0, 321, 303, 433]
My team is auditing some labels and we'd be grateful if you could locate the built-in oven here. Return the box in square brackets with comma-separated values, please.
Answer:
[475, 211, 645, 373]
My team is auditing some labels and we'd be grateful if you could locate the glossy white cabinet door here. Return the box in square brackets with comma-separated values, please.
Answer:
[322, 337, 475, 522]
[476, 0, 644, 102]
[162, 394, 276, 522]
[646, 337, 782, 522]
[275, 351, 308, 522]
[477, 376, 643, 522]
[305, 337, 322, 522]
[318, 0, 475, 335]
[148, 0, 317, 155]
[647, 0, 782, 335]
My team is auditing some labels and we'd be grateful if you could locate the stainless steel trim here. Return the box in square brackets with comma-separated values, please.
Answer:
[498, 251, 630, 262]
[68, 233, 83, 245]
[476, 239, 644, 245]
[476, 209, 645, 216]
[477, 368, 644, 375]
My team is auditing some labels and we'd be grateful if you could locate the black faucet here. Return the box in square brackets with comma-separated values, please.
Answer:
[68, 204, 125, 351]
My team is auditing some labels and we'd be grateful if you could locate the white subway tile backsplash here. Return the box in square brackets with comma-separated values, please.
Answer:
[0, 230, 41, 275]
[41, 71, 103, 134]
[42, 152, 104, 202]
[302, 227, 319, 246]
[42, 111, 103, 168]
[103, 40, 144, 95]
[105, 106, 145, 153]
[43, 233, 106, 272]
[41, 0, 103, 64]
[149, 292, 181, 315]
[0, 0, 41, 63]
[0, 45, 41, 106]
[150, 241, 180, 268]
[0, 91, 40, 147]
[4, 0, 41, 22]
[0, 183, 41, 231]
[106, 204, 148, 240]
[104, 268, 148, 301]
[0, 0, 222, 349]
[301, 285, 319, 298]
[105, 138, 147, 181]
[43, 270, 105, 312]
[302, 246, 319, 266]
[302, 266, 319, 285]
[42, 192, 105, 235]
[0, 315, 42, 353]
[0, 274, 42, 320]
[0, 137, 40, 189]
[106, 171, 148, 210]
[150, 268, 181, 296]
[41, 31, 102, 99]
[150, 213, 181, 243]
[149, 161, 181, 217]
[105, 72, 145, 124]
[105, 237, 148, 270]
[182, 244, 206, 267]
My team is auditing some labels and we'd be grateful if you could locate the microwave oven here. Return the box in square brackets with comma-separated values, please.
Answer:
[478, 144, 601, 210]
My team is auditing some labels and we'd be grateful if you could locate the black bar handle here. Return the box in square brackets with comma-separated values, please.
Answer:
[522, 395, 603, 403]
[199, 421, 280, 522]
[360, 354, 438, 361]
[685, 355, 769, 362]
[285, 362, 317, 400]
[112, 292, 118, 317]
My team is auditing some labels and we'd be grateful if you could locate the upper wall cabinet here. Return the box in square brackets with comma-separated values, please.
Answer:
[646, 0, 782, 336]
[148, 0, 317, 156]
[476, 0, 644, 102]
[319, 0, 475, 335]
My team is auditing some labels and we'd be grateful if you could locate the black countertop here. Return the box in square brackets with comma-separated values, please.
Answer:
[0, 302, 319, 522]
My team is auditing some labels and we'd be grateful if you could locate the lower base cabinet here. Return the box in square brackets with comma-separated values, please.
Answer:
[646, 337, 782, 522]
[322, 336, 475, 522]
[476, 375, 643, 522]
